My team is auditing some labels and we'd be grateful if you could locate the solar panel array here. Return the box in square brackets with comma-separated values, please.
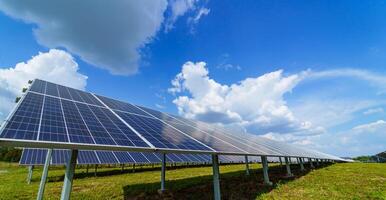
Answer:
[0, 79, 343, 162]
[20, 148, 265, 165]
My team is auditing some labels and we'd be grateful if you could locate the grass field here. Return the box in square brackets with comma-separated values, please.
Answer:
[0, 162, 385, 199]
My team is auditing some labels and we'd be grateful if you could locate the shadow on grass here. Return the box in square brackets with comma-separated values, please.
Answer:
[45, 163, 217, 182]
[122, 163, 333, 200]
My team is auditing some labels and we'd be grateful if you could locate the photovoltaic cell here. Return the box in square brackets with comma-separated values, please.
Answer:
[95, 95, 152, 117]
[116, 111, 211, 151]
[3, 79, 343, 162]
[58, 85, 72, 100]
[88, 106, 145, 147]
[77, 150, 100, 164]
[39, 96, 68, 142]
[29, 79, 46, 94]
[20, 148, 47, 165]
[77, 91, 104, 106]
[1, 92, 43, 140]
[129, 152, 150, 163]
[61, 99, 95, 144]
[75, 103, 117, 145]
[114, 151, 135, 163]
[52, 150, 69, 165]
[96, 151, 118, 164]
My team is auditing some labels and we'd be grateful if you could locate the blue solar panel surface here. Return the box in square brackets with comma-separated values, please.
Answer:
[2, 79, 343, 162]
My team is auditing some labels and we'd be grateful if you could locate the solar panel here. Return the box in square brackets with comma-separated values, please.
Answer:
[1, 79, 343, 162]
[1, 92, 43, 140]
[39, 96, 68, 142]
[116, 111, 211, 151]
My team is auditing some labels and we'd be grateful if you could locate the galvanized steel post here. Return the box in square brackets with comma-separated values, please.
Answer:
[160, 153, 166, 191]
[261, 156, 272, 185]
[212, 154, 221, 200]
[27, 165, 34, 184]
[245, 155, 250, 175]
[60, 149, 78, 200]
[37, 149, 52, 200]
[285, 157, 293, 177]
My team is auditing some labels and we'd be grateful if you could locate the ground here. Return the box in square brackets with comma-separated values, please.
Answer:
[0, 162, 385, 199]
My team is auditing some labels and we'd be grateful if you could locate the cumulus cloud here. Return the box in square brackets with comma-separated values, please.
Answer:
[0, 0, 168, 75]
[168, 61, 318, 136]
[0, 49, 87, 122]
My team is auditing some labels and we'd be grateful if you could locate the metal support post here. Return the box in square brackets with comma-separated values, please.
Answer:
[309, 158, 314, 168]
[316, 159, 320, 166]
[212, 154, 221, 200]
[261, 156, 272, 185]
[37, 149, 52, 200]
[245, 155, 250, 175]
[94, 164, 98, 177]
[285, 157, 293, 177]
[60, 150, 78, 200]
[299, 158, 305, 171]
[27, 165, 34, 184]
[279, 157, 283, 167]
[160, 153, 166, 191]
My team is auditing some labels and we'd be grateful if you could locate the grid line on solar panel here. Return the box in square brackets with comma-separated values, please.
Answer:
[39, 96, 68, 142]
[78, 150, 100, 164]
[131, 105, 251, 154]
[22, 148, 268, 165]
[91, 93, 155, 148]
[196, 121, 285, 156]
[95, 94, 154, 118]
[33, 79, 104, 107]
[35, 81, 47, 141]
[29, 79, 46, 94]
[88, 105, 149, 147]
[61, 99, 96, 144]
[115, 111, 213, 151]
[96, 151, 119, 164]
[75, 103, 118, 145]
[57, 85, 72, 143]
[169, 115, 285, 156]
[45, 82, 59, 96]
[1, 93, 44, 140]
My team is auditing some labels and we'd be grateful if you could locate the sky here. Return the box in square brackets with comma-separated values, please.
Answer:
[0, 0, 386, 157]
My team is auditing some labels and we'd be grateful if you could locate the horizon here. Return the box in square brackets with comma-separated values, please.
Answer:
[1, 0, 386, 157]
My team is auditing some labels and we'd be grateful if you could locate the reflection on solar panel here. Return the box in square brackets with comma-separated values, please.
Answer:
[20, 148, 266, 165]
[1, 79, 343, 161]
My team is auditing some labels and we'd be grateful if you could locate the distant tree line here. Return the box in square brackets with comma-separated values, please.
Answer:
[0, 147, 22, 162]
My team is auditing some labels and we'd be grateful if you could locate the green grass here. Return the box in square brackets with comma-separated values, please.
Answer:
[0, 162, 384, 199]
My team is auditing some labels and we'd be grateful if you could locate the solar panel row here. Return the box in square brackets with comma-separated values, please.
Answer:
[20, 148, 264, 165]
[0, 79, 343, 161]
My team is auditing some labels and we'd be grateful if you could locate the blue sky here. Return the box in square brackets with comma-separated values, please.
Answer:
[0, 0, 386, 157]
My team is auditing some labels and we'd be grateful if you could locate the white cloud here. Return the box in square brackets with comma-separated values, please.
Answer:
[164, 0, 210, 33]
[165, 0, 197, 32]
[312, 120, 386, 157]
[0, 49, 87, 122]
[363, 107, 384, 115]
[308, 68, 386, 93]
[168, 61, 318, 135]
[188, 7, 210, 24]
[0, 0, 168, 75]
[168, 62, 386, 156]
[352, 120, 386, 133]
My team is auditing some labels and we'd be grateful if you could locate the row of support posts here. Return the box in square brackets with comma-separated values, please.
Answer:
[32, 149, 330, 200]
